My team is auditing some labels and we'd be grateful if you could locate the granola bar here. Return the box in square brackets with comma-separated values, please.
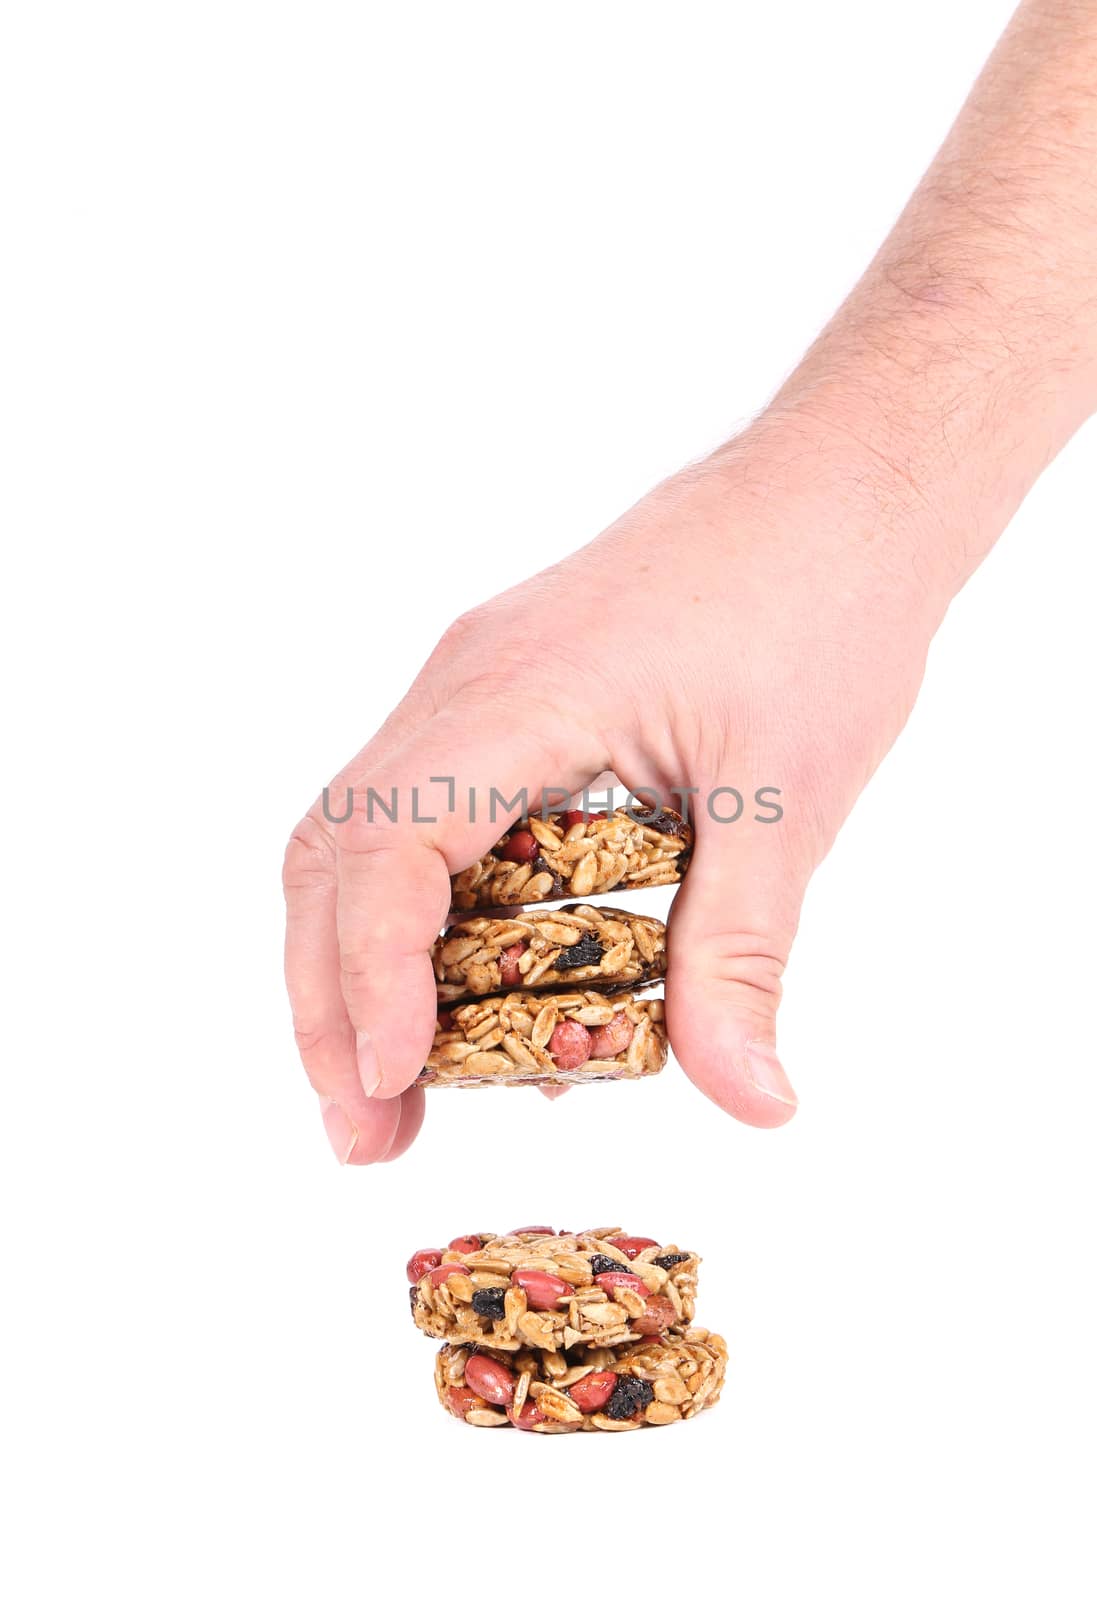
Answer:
[450, 807, 693, 910]
[420, 990, 666, 1086]
[432, 903, 667, 1003]
[408, 1227, 699, 1351]
[434, 1330, 727, 1431]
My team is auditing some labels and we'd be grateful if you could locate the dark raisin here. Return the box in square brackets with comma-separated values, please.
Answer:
[531, 854, 564, 891]
[635, 808, 685, 837]
[553, 932, 606, 972]
[409, 1286, 419, 1316]
[589, 1253, 626, 1276]
[654, 1253, 690, 1270]
[604, 1375, 655, 1420]
[471, 1288, 507, 1321]
[536, 859, 562, 889]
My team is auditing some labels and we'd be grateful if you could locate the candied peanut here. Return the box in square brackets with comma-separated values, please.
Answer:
[406, 1248, 442, 1284]
[567, 1370, 618, 1414]
[630, 1294, 676, 1336]
[593, 1271, 651, 1299]
[608, 1235, 658, 1260]
[510, 1400, 546, 1431]
[548, 1020, 592, 1071]
[498, 941, 527, 985]
[464, 1353, 516, 1407]
[446, 1385, 480, 1419]
[427, 1263, 471, 1288]
[587, 1012, 635, 1057]
[511, 1269, 572, 1310]
[501, 831, 538, 863]
[448, 1235, 482, 1254]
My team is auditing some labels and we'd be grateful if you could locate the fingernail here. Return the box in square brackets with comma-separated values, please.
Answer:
[744, 1041, 798, 1108]
[356, 1029, 381, 1097]
[320, 1098, 359, 1164]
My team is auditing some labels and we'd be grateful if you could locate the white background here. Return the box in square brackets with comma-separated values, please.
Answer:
[3, 2, 1095, 1595]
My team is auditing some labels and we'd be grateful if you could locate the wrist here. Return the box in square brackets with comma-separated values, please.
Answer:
[757, 300, 1090, 608]
[706, 391, 972, 630]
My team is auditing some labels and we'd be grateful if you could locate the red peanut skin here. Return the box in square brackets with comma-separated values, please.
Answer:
[447, 1234, 482, 1254]
[509, 1400, 546, 1431]
[447, 1385, 481, 1420]
[498, 941, 526, 985]
[501, 831, 538, 863]
[608, 1235, 658, 1259]
[511, 1269, 572, 1310]
[594, 1271, 651, 1299]
[567, 1370, 618, 1414]
[561, 811, 606, 829]
[548, 1020, 592, 1071]
[630, 1294, 676, 1336]
[406, 1248, 443, 1283]
[427, 1263, 471, 1287]
[464, 1354, 516, 1407]
[587, 1013, 635, 1057]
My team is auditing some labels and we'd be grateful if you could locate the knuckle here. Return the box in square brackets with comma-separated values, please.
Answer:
[718, 976, 783, 1035]
[694, 932, 787, 1008]
[282, 812, 334, 892]
[431, 607, 489, 665]
[337, 801, 406, 852]
[290, 1023, 348, 1096]
[426, 600, 597, 726]
[292, 1020, 336, 1059]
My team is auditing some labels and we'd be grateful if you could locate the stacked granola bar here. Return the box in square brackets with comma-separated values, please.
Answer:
[449, 807, 692, 910]
[423, 806, 692, 1088]
[407, 1227, 727, 1433]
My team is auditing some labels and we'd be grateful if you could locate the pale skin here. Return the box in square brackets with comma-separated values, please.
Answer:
[284, 0, 1097, 1164]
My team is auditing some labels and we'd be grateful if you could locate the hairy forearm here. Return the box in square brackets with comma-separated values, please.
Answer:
[764, 0, 1097, 598]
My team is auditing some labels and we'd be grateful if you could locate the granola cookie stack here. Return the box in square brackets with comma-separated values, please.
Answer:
[408, 1226, 726, 1433]
[422, 807, 692, 1088]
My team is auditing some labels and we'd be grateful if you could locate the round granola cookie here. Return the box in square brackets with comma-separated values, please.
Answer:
[434, 1330, 727, 1432]
[408, 1227, 699, 1350]
[421, 990, 666, 1086]
[432, 903, 667, 1003]
[450, 807, 693, 911]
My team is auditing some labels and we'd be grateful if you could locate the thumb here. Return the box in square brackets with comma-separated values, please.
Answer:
[334, 691, 607, 1099]
[665, 808, 804, 1128]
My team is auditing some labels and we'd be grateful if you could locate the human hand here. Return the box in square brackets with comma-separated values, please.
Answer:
[285, 0, 1097, 1164]
[283, 400, 949, 1163]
